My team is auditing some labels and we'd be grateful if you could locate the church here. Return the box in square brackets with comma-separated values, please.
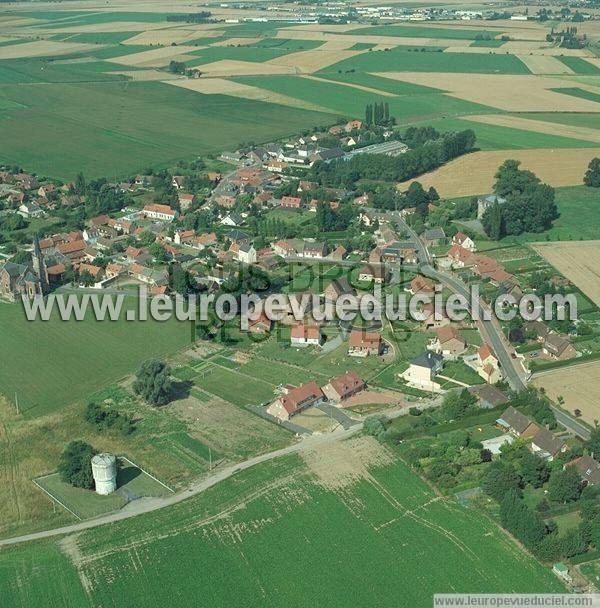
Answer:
[0, 235, 49, 301]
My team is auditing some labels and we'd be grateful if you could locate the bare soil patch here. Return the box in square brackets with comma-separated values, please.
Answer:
[301, 435, 393, 491]
[292, 407, 338, 433]
[374, 72, 600, 112]
[342, 389, 408, 409]
[398, 149, 600, 198]
[532, 241, 600, 306]
[533, 361, 600, 425]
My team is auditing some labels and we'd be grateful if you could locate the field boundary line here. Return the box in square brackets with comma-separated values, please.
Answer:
[32, 477, 82, 521]
[119, 456, 174, 493]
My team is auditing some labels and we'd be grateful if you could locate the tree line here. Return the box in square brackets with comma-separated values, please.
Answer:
[311, 129, 476, 188]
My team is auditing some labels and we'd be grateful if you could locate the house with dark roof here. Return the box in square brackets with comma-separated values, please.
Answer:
[421, 227, 446, 247]
[530, 427, 567, 461]
[324, 277, 355, 303]
[569, 456, 600, 486]
[467, 385, 509, 409]
[402, 351, 444, 392]
[496, 406, 539, 438]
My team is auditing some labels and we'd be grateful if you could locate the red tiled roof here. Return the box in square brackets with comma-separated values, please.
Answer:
[280, 381, 323, 415]
[328, 371, 365, 399]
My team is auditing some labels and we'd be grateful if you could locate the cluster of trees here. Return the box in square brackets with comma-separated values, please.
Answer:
[482, 160, 558, 239]
[584, 157, 600, 188]
[133, 359, 173, 406]
[402, 126, 441, 149]
[58, 440, 97, 489]
[406, 428, 488, 491]
[482, 442, 596, 561]
[168, 61, 187, 75]
[403, 181, 439, 219]
[311, 129, 476, 188]
[315, 201, 355, 232]
[364, 102, 393, 127]
[85, 401, 134, 435]
[547, 26, 586, 48]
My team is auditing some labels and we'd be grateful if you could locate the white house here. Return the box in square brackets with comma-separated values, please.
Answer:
[142, 204, 176, 222]
[237, 243, 257, 265]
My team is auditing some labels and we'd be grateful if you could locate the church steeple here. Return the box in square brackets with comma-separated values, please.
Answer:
[32, 234, 49, 295]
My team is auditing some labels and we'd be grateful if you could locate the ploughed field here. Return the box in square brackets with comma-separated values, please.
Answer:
[0, 440, 563, 607]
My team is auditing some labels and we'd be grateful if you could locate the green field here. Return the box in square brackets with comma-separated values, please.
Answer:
[351, 24, 499, 40]
[551, 87, 600, 104]
[195, 364, 275, 406]
[320, 47, 531, 75]
[517, 112, 600, 130]
[233, 74, 495, 124]
[0, 452, 564, 606]
[557, 57, 600, 75]
[0, 79, 334, 178]
[0, 298, 189, 417]
[413, 116, 599, 149]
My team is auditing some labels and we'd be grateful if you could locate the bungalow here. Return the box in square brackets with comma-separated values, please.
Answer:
[267, 381, 324, 422]
[348, 330, 381, 357]
[496, 406, 539, 438]
[402, 351, 444, 392]
[143, 204, 176, 222]
[452, 232, 476, 252]
[324, 277, 355, 303]
[290, 323, 322, 347]
[531, 427, 567, 461]
[323, 371, 366, 402]
[428, 325, 466, 358]
[358, 264, 388, 284]
[467, 384, 509, 409]
[569, 455, 600, 486]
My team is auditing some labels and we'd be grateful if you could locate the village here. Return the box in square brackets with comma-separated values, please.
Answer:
[2, 114, 600, 588]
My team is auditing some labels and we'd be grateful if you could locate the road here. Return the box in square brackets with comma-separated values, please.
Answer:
[0, 425, 361, 548]
[550, 406, 591, 440]
[390, 212, 527, 392]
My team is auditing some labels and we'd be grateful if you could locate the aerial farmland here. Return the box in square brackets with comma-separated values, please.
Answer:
[2, 0, 600, 605]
